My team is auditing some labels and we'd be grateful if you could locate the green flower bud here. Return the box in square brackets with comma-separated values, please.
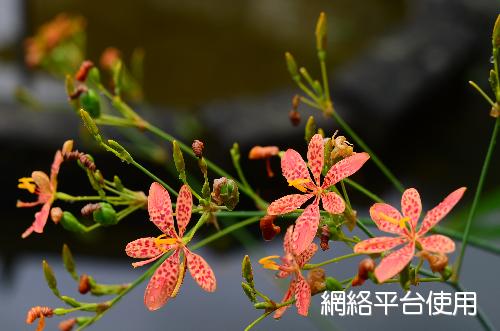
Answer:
[212, 177, 239, 210]
[305, 116, 317, 143]
[399, 265, 411, 291]
[440, 266, 453, 281]
[60, 211, 87, 233]
[60, 295, 81, 308]
[112, 60, 123, 96]
[43, 260, 59, 296]
[62, 244, 78, 280]
[315, 12, 328, 57]
[172, 141, 186, 182]
[113, 175, 124, 191]
[79, 109, 102, 142]
[241, 255, 254, 288]
[493, 14, 500, 48]
[285, 52, 300, 82]
[325, 277, 343, 291]
[254, 302, 273, 310]
[107, 140, 133, 163]
[241, 282, 257, 303]
[93, 203, 118, 226]
[80, 89, 101, 118]
[87, 67, 101, 85]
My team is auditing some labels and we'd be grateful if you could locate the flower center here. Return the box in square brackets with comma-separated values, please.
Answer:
[287, 178, 311, 193]
[258, 255, 280, 270]
[18, 177, 37, 194]
[154, 234, 181, 252]
[378, 212, 410, 230]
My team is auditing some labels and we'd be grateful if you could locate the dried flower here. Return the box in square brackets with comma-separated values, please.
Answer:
[78, 274, 91, 294]
[306, 268, 325, 294]
[354, 187, 466, 283]
[351, 258, 375, 287]
[248, 146, 279, 177]
[50, 207, 63, 224]
[58, 318, 77, 331]
[289, 110, 301, 126]
[75, 60, 94, 82]
[192, 139, 205, 158]
[417, 251, 449, 273]
[259, 215, 281, 241]
[125, 183, 216, 310]
[26, 306, 53, 331]
[211, 177, 239, 210]
[267, 134, 370, 254]
[319, 225, 330, 251]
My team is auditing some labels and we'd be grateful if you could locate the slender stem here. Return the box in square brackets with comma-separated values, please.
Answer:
[299, 96, 322, 109]
[343, 178, 384, 203]
[453, 117, 500, 281]
[303, 252, 361, 270]
[469, 81, 495, 106]
[450, 282, 496, 331]
[340, 180, 351, 209]
[320, 60, 330, 101]
[329, 111, 405, 193]
[56, 193, 103, 202]
[357, 219, 375, 238]
[244, 311, 273, 331]
[130, 159, 178, 197]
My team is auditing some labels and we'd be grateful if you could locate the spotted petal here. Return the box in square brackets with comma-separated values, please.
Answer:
[297, 243, 318, 267]
[401, 188, 421, 230]
[374, 242, 415, 283]
[354, 237, 407, 254]
[283, 225, 294, 254]
[291, 203, 320, 255]
[148, 182, 175, 237]
[274, 280, 295, 319]
[185, 249, 216, 292]
[322, 152, 370, 189]
[281, 149, 311, 184]
[295, 275, 311, 316]
[267, 194, 314, 216]
[417, 187, 466, 236]
[125, 237, 164, 259]
[176, 185, 193, 237]
[370, 203, 406, 235]
[32, 202, 51, 234]
[144, 250, 180, 311]
[307, 134, 324, 185]
[321, 192, 346, 214]
[418, 235, 455, 253]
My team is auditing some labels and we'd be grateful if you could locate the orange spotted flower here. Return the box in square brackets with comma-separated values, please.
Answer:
[125, 182, 216, 311]
[354, 187, 466, 283]
[17, 145, 64, 238]
[259, 226, 317, 318]
[267, 134, 370, 254]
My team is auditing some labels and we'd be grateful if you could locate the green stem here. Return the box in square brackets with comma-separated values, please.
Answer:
[343, 178, 384, 203]
[130, 158, 178, 197]
[451, 282, 496, 331]
[329, 111, 405, 193]
[303, 252, 361, 270]
[453, 117, 500, 281]
[469, 81, 495, 106]
[320, 59, 330, 101]
[55, 193, 103, 202]
[244, 311, 273, 331]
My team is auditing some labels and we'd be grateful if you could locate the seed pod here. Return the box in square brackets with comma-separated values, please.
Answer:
[211, 177, 239, 210]
[78, 274, 91, 294]
[191, 139, 204, 158]
[493, 14, 500, 48]
[60, 211, 87, 233]
[325, 277, 343, 291]
[259, 215, 280, 241]
[92, 203, 118, 226]
[75, 60, 94, 82]
[241, 282, 257, 303]
[80, 89, 101, 118]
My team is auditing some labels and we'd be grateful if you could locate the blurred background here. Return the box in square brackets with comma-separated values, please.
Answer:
[0, 0, 499, 330]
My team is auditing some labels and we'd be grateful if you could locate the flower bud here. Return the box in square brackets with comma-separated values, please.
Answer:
[352, 258, 375, 287]
[75, 60, 94, 82]
[344, 209, 357, 231]
[172, 140, 186, 182]
[241, 282, 257, 303]
[285, 52, 300, 82]
[211, 177, 239, 210]
[320, 225, 330, 251]
[259, 215, 280, 241]
[490, 102, 500, 118]
[307, 268, 326, 294]
[289, 110, 301, 126]
[87, 67, 101, 85]
[113, 175, 124, 191]
[305, 116, 317, 143]
[78, 274, 91, 294]
[192, 139, 204, 158]
[107, 140, 133, 163]
[92, 203, 118, 226]
[59, 318, 77, 331]
[441, 266, 453, 281]
[493, 14, 500, 48]
[62, 244, 78, 280]
[331, 135, 354, 161]
[241, 255, 255, 287]
[80, 89, 101, 118]
[315, 12, 327, 57]
[61, 140, 74, 155]
[50, 207, 63, 224]
[43, 260, 59, 295]
[325, 277, 343, 291]
[79, 109, 102, 142]
[60, 211, 87, 233]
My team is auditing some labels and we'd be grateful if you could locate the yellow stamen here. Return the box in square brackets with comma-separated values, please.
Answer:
[378, 212, 410, 229]
[171, 256, 186, 298]
[258, 255, 280, 271]
[154, 234, 178, 252]
[18, 177, 36, 194]
[287, 178, 311, 193]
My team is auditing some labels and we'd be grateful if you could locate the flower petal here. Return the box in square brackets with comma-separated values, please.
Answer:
[144, 250, 180, 311]
[418, 235, 455, 253]
[148, 182, 176, 237]
[267, 194, 313, 216]
[374, 242, 415, 283]
[283, 225, 294, 254]
[354, 237, 407, 254]
[321, 192, 346, 214]
[295, 275, 311, 316]
[297, 243, 318, 267]
[125, 237, 164, 259]
[185, 249, 216, 292]
[291, 203, 320, 255]
[32, 171, 51, 197]
[307, 134, 324, 185]
[370, 203, 406, 235]
[274, 280, 295, 319]
[401, 188, 422, 230]
[281, 149, 311, 183]
[32, 202, 51, 233]
[50, 150, 63, 187]
[176, 185, 193, 237]
[322, 152, 370, 189]
[417, 187, 466, 236]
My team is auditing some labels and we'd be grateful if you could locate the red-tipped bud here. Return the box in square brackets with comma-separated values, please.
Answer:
[75, 60, 94, 82]
[78, 274, 91, 294]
